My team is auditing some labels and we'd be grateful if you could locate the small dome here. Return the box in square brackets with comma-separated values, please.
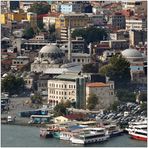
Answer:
[39, 44, 61, 54]
[121, 48, 143, 58]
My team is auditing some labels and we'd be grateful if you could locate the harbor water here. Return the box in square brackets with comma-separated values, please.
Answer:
[1, 125, 147, 147]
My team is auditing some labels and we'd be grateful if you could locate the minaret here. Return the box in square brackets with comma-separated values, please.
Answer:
[68, 17, 72, 62]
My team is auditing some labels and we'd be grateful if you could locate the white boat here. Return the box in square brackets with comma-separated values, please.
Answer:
[128, 126, 147, 141]
[104, 124, 123, 137]
[125, 120, 147, 132]
[70, 127, 109, 144]
[60, 131, 78, 141]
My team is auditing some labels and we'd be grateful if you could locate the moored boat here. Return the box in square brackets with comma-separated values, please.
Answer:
[40, 128, 53, 138]
[129, 127, 147, 141]
[104, 124, 123, 138]
[70, 127, 109, 144]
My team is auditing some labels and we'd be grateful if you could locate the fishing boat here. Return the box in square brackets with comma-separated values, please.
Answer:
[128, 125, 147, 141]
[40, 128, 53, 138]
[70, 127, 109, 144]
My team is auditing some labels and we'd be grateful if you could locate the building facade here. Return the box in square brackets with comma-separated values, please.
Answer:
[126, 18, 147, 30]
[110, 12, 126, 29]
[86, 82, 116, 109]
[48, 73, 87, 109]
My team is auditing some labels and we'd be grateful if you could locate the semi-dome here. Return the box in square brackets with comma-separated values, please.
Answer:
[39, 44, 61, 54]
[121, 48, 143, 58]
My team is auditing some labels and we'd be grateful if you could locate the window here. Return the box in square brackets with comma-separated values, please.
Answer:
[65, 92, 67, 95]
[77, 59, 80, 62]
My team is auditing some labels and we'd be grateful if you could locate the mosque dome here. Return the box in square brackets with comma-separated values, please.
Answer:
[39, 44, 62, 54]
[121, 48, 143, 58]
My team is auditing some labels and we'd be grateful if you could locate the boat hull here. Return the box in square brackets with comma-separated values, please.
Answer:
[52, 131, 61, 139]
[130, 134, 147, 141]
[70, 135, 109, 144]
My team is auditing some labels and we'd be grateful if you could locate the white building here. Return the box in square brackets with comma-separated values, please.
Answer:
[86, 82, 116, 109]
[71, 53, 91, 65]
[48, 73, 86, 109]
[126, 18, 147, 30]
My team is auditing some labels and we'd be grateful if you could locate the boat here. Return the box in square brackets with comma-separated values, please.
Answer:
[60, 131, 77, 141]
[52, 131, 61, 139]
[40, 128, 53, 138]
[70, 127, 109, 144]
[104, 124, 123, 137]
[128, 125, 147, 141]
[125, 120, 147, 132]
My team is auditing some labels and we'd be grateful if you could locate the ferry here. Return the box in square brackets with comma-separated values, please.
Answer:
[60, 131, 78, 141]
[129, 126, 147, 141]
[70, 127, 109, 144]
[104, 124, 123, 137]
[125, 120, 147, 132]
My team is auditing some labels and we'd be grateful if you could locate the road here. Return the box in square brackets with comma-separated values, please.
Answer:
[2, 97, 35, 124]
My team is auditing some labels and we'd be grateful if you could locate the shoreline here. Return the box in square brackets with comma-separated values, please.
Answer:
[1, 121, 47, 128]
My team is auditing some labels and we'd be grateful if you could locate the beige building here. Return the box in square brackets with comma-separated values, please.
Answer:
[86, 82, 116, 109]
[48, 73, 86, 109]
[71, 53, 91, 65]
[126, 18, 147, 30]
[48, 79, 76, 106]
[11, 56, 30, 70]
[129, 30, 147, 46]
[53, 116, 70, 124]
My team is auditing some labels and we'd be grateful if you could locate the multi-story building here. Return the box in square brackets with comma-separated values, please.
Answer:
[100, 40, 129, 50]
[27, 12, 37, 31]
[109, 12, 126, 30]
[19, 1, 34, 12]
[55, 13, 90, 39]
[43, 13, 60, 30]
[11, 56, 30, 70]
[129, 30, 147, 46]
[48, 73, 87, 109]
[60, 3, 81, 13]
[126, 18, 147, 30]
[122, 1, 147, 16]
[86, 82, 116, 109]
[0, 12, 27, 24]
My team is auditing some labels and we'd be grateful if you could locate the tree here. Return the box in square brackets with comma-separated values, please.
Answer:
[37, 20, 45, 31]
[30, 93, 43, 104]
[82, 63, 99, 73]
[54, 102, 67, 116]
[116, 89, 136, 102]
[71, 26, 108, 44]
[87, 94, 98, 110]
[138, 93, 147, 102]
[27, 2, 50, 15]
[109, 101, 120, 111]
[23, 27, 35, 39]
[48, 24, 55, 34]
[100, 55, 131, 88]
[2, 74, 25, 96]
[64, 100, 71, 108]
